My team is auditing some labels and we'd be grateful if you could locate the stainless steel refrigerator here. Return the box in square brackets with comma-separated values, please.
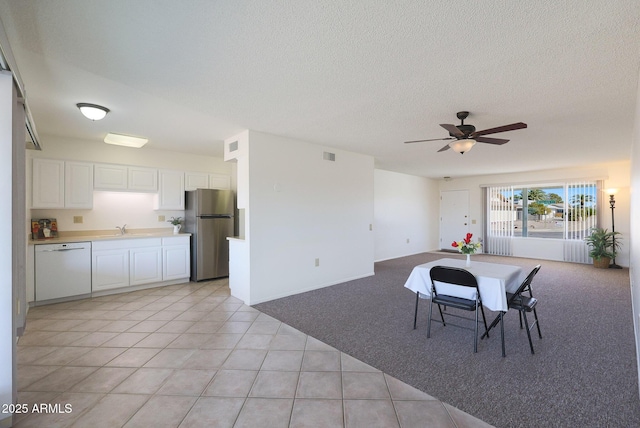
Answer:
[185, 189, 235, 281]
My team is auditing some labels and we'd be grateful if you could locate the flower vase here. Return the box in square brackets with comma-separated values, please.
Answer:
[466, 254, 471, 267]
[173, 224, 181, 234]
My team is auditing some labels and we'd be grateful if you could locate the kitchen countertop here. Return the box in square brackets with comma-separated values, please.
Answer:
[29, 229, 191, 245]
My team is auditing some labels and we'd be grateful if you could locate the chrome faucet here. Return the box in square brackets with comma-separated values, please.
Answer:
[116, 224, 127, 235]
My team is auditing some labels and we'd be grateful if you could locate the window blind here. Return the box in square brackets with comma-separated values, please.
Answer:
[486, 185, 514, 256]
[485, 180, 600, 263]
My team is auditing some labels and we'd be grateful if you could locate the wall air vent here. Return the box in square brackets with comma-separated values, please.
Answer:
[323, 151, 336, 162]
[229, 141, 239, 152]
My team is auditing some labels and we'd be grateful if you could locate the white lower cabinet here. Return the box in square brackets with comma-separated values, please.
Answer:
[92, 248, 130, 292]
[130, 246, 163, 285]
[163, 236, 190, 281]
[91, 236, 175, 292]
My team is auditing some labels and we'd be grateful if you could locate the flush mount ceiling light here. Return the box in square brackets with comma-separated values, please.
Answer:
[76, 103, 110, 120]
[104, 132, 148, 148]
[449, 138, 476, 154]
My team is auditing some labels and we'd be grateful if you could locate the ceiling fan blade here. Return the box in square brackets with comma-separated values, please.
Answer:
[472, 122, 527, 137]
[475, 136, 510, 145]
[440, 123, 464, 137]
[404, 137, 455, 144]
[437, 143, 451, 152]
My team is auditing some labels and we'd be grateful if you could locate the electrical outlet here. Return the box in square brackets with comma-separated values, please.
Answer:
[369, 224, 373, 231]
[73, 216, 83, 224]
[406, 238, 410, 243]
[315, 258, 320, 267]
[158, 215, 166, 222]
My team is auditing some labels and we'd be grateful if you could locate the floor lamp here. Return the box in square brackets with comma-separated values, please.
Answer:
[607, 189, 622, 269]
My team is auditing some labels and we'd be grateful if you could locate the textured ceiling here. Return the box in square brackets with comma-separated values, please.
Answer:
[1, 0, 639, 178]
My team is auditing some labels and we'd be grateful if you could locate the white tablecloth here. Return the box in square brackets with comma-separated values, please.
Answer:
[403, 257, 524, 312]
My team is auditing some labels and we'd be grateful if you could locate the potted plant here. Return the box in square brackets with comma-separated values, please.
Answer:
[168, 216, 183, 234]
[584, 227, 621, 268]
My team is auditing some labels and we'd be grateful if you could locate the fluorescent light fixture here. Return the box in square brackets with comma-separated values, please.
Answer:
[449, 139, 476, 154]
[104, 132, 148, 148]
[76, 103, 109, 120]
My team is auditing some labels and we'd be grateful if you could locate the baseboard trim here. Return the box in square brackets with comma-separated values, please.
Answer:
[248, 271, 375, 306]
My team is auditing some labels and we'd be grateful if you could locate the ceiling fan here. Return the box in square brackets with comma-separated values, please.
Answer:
[404, 111, 527, 154]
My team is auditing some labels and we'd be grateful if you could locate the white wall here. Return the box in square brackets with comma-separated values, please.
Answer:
[374, 169, 439, 261]
[27, 136, 230, 232]
[629, 70, 640, 397]
[438, 162, 632, 266]
[245, 131, 375, 304]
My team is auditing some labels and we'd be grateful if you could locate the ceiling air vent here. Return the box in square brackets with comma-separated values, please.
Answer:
[323, 151, 336, 162]
[229, 141, 239, 152]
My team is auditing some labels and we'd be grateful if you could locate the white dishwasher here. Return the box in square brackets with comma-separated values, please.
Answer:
[35, 242, 92, 301]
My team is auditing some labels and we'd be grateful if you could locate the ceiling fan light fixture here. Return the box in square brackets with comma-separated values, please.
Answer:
[104, 132, 148, 148]
[449, 139, 476, 154]
[76, 103, 109, 121]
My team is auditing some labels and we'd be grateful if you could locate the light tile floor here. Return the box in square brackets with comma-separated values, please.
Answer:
[14, 279, 492, 427]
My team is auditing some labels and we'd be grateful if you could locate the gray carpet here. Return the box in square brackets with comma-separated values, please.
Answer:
[255, 252, 640, 428]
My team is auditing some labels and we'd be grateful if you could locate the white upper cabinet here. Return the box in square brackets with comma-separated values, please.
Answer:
[209, 173, 231, 190]
[34, 159, 228, 209]
[94, 163, 128, 190]
[185, 171, 231, 191]
[32, 158, 64, 208]
[94, 163, 158, 192]
[184, 172, 210, 191]
[64, 161, 94, 209]
[32, 158, 93, 209]
[156, 169, 185, 210]
[128, 166, 158, 191]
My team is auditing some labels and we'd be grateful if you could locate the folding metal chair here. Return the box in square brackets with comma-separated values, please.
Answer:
[427, 266, 489, 353]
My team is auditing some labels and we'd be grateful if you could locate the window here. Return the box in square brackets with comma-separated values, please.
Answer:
[486, 181, 600, 255]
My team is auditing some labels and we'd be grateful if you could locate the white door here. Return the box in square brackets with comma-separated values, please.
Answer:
[440, 190, 470, 250]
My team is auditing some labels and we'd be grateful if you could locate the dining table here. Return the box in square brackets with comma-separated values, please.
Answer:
[404, 256, 526, 357]
[403, 257, 524, 312]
